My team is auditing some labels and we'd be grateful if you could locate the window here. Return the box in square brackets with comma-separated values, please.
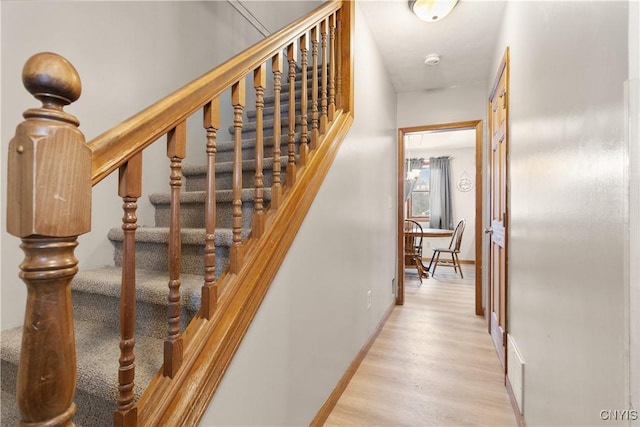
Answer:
[408, 166, 430, 219]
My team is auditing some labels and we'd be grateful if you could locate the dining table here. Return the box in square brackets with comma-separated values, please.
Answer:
[404, 227, 454, 278]
[404, 227, 454, 239]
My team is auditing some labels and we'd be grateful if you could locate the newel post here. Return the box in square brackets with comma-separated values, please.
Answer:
[6, 52, 91, 426]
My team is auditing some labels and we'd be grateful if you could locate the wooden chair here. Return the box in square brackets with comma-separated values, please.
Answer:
[429, 219, 466, 278]
[404, 219, 428, 281]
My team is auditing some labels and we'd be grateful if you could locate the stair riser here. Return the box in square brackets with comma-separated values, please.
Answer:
[154, 199, 262, 229]
[265, 93, 320, 111]
[72, 290, 197, 340]
[113, 242, 229, 276]
[264, 88, 317, 106]
[184, 161, 290, 193]
[213, 143, 275, 163]
[228, 117, 302, 139]
[217, 168, 278, 191]
[247, 103, 298, 122]
[211, 135, 299, 165]
[278, 75, 320, 94]
[246, 103, 323, 124]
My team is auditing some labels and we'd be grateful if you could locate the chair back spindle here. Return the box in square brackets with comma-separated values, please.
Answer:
[450, 219, 466, 251]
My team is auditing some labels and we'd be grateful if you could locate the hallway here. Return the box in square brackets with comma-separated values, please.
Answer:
[324, 267, 516, 426]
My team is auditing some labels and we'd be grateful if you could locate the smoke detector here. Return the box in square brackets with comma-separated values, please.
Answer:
[424, 54, 440, 66]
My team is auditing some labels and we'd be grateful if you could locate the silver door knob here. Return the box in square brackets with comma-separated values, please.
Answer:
[484, 227, 493, 234]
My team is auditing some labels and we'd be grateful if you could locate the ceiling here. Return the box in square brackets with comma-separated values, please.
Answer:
[358, 0, 506, 93]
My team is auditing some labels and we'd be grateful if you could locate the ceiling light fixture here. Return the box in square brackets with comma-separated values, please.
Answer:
[409, 0, 459, 22]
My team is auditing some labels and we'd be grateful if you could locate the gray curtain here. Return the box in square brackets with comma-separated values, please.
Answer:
[404, 158, 424, 201]
[429, 156, 453, 229]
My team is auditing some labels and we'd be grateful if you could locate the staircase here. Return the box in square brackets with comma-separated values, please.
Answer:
[2, 2, 354, 425]
[0, 68, 317, 426]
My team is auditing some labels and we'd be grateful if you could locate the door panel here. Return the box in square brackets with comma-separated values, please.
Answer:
[488, 49, 509, 369]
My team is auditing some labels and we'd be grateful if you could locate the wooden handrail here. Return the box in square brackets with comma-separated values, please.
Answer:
[89, 0, 341, 186]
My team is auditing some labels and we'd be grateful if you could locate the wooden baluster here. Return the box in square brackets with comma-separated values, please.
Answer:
[7, 52, 91, 427]
[253, 65, 266, 237]
[336, 11, 343, 110]
[328, 13, 337, 121]
[299, 34, 309, 166]
[320, 18, 329, 134]
[164, 122, 186, 378]
[310, 25, 320, 150]
[286, 43, 297, 186]
[271, 53, 283, 209]
[230, 79, 246, 273]
[115, 153, 142, 427]
[201, 99, 219, 320]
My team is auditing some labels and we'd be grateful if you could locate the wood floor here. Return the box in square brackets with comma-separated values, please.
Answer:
[324, 266, 516, 426]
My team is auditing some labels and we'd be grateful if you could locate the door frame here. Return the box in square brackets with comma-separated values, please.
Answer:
[396, 120, 484, 316]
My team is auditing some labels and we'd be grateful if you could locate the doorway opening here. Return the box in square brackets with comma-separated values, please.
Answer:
[396, 121, 483, 316]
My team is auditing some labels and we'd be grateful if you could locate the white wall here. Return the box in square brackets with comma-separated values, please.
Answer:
[492, 2, 629, 425]
[0, 1, 320, 329]
[201, 4, 398, 425]
[397, 83, 486, 128]
[240, 0, 325, 35]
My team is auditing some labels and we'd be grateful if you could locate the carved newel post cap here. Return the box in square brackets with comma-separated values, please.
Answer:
[22, 52, 81, 107]
[7, 52, 91, 238]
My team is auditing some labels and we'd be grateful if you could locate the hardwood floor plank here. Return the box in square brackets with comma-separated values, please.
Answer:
[324, 267, 516, 426]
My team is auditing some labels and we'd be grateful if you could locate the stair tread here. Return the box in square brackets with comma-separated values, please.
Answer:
[0, 388, 18, 427]
[73, 266, 203, 311]
[107, 226, 250, 245]
[2, 319, 164, 403]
